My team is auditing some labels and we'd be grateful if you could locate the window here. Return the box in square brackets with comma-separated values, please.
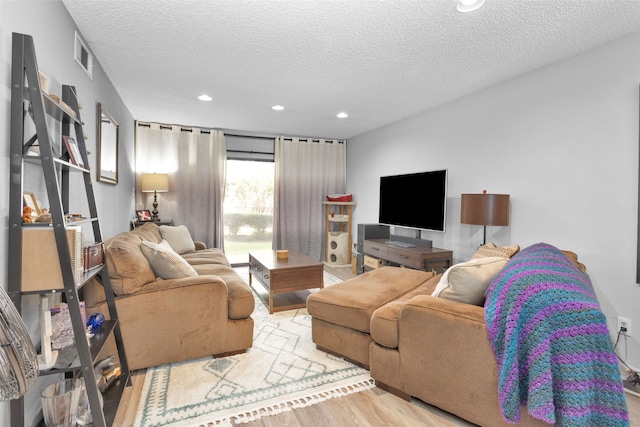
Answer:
[223, 160, 274, 265]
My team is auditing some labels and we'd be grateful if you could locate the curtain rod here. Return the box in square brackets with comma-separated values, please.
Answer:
[227, 149, 273, 155]
[137, 122, 345, 143]
[136, 121, 213, 134]
[225, 133, 274, 141]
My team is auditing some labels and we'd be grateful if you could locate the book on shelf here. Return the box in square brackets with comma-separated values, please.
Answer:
[21, 226, 83, 291]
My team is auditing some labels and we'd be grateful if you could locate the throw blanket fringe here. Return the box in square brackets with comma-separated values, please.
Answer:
[201, 379, 376, 426]
[484, 243, 629, 426]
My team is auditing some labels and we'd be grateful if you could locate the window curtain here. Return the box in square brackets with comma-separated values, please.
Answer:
[273, 137, 347, 260]
[135, 123, 226, 249]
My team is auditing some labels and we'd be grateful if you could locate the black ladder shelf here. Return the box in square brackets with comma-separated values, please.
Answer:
[7, 32, 130, 427]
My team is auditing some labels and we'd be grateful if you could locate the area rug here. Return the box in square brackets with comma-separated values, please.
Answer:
[134, 277, 373, 427]
[322, 271, 343, 287]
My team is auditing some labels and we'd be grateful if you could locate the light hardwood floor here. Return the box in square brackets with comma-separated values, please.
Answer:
[113, 265, 640, 426]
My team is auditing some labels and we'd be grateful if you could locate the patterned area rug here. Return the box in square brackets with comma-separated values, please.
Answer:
[321, 271, 343, 287]
[134, 272, 373, 427]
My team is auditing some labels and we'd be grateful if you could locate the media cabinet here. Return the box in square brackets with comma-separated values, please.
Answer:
[362, 238, 452, 274]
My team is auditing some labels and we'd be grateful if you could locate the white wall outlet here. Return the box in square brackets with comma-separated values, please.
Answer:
[618, 316, 632, 336]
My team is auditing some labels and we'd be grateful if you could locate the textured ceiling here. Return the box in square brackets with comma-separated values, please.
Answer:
[61, 0, 640, 139]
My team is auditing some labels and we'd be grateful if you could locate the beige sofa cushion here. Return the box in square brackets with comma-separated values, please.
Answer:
[370, 274, 440, 349]
[431, 257, 508, 305]
[182, 248, 231, 266]
[104, 231, 156, 295]
[130, 222, 163, 243]
[141, 240, 198, 279]
[160, 225, 196, 254]
[307, 267, 433, 334]
[193, 264, 255, 319]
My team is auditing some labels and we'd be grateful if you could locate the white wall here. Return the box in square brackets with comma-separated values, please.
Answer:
[348, 31, 640, 369]
[0, 1, 135, 425]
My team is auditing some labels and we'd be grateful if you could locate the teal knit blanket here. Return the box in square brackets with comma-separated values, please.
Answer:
[484, 243, 629, 426]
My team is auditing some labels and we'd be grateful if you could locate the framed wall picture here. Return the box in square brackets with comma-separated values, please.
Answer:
[136, 210, 152, 222]
[23, 191, 41, 216]
[62, 135, 84, 167]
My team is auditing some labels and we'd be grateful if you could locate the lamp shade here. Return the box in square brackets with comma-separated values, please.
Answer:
[460, 194, 510, 226]
[141, 173, 169, 193]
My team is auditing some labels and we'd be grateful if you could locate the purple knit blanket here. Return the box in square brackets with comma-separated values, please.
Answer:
[484, 243, 629, 426]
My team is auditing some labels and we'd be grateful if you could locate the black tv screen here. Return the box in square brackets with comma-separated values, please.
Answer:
[378, 169, 447, 232]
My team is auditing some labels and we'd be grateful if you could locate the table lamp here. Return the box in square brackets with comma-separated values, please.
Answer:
[141, 173, 169, 220]
[460, 191, 510, 245]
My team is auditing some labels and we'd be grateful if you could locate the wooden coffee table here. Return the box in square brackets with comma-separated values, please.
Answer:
[249, 250, 324, 314]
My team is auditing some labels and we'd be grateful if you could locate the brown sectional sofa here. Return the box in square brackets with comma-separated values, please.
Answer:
[84, 222, 254, 371]
[307, 244, 557, 427]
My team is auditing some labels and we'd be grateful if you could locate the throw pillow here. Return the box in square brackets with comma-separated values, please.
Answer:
[561, 250, 586, 273]
[431, 257, 508, 306]
[159, 225, 196, 254]
[140, 239, 197, 279]
[470, 242, 520, 260]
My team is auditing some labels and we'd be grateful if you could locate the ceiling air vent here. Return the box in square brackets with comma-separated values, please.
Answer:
[74, 31, 93, 80]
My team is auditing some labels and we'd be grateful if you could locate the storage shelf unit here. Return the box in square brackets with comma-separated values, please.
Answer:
[323, 201, 355, 266]
[8, 32, 130, 427]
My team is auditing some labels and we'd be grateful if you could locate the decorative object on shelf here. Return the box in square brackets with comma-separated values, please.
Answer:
[62, 135, 84, 167]
[23, 191, 41, 217]
[460, 191, 510, 245]
[97, 103, 119, 184]
[0, 287, 39, 401]
[83, 243, 104, 271]
[88, 313, 105, 330]
[76, 376, 100, 425]
[50, 303, 77, 350]
[35, 208, 52, 223]
[21, 206, 33, 224]
[326, 193, 353, 202]
[100, 364, 122, 392]
[136, 209, 152, 222]
[276, 249, 288, 259]
[40, 378, 82, 427]
[37, 295, 58, 371]
[37, 71, 49, 93]
[141, 173, 169, 220]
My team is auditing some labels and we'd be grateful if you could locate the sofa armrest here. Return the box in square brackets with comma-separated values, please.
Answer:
[84, 274, 228, 307]
[399, 294, 491, 367]
[402, 294, 485, 323]
[397, 294, 506, 426]
[194, 240, 207, 250]
[134, 274, 226, 295]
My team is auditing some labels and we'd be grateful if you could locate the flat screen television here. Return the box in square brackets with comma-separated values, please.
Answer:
[378, 169, 447, 232]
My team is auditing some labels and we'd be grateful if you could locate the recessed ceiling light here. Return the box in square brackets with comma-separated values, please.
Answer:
[337, 112, 349, 119]
[198, 94, 213, 101]
[272, 105, 285, 111]
[457, 0, 485, 12]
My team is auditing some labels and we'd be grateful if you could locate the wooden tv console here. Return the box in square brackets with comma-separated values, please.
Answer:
[362, 238, 452, 273]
